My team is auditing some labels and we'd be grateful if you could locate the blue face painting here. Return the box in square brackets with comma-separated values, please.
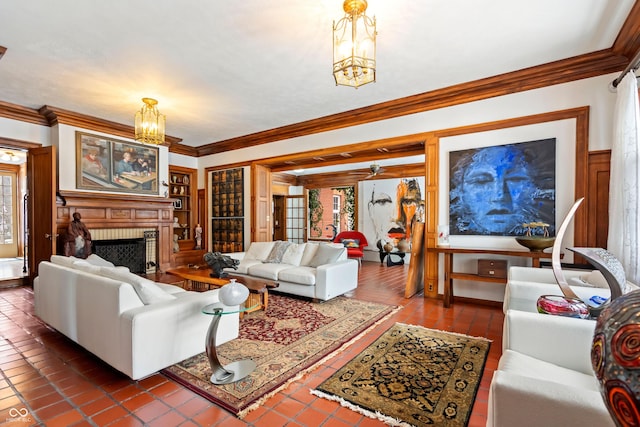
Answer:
[449, 139, 556, 236]
[460, 146, 534, 234]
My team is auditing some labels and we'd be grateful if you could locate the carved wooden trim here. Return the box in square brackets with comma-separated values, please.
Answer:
[39, 105, 183, 145]
[612, 1, 640, 58]
[0, 101, 49, 126]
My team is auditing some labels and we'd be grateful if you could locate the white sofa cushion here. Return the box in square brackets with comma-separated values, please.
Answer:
[278, 266, 316, 286]
[50, 254, 78, 267]
[247, 263, 293, 281]
[300, 242, 320, 266]
[281, 243, 306, 266]
[99, 267, 176, 304]
[499, 349, 600, 392]
[234, 258, 263, 274]
[244, 242, 275, 261]
[72, 260, 102, 275]
[307, 244, 346, 267]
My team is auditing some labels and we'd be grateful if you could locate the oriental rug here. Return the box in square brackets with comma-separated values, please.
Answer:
[162, 294, 399, 417]
[311, 323, 491, 427]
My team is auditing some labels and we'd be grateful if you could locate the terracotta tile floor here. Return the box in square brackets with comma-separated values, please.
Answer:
[0, 261, 504, 426]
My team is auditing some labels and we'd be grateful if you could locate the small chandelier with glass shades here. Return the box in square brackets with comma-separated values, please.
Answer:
[134, 98, 166, 145]
[333, 0, 377, 88]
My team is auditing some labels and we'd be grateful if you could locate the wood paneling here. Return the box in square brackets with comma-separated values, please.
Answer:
[587, 150, 611, 248]
[56, 190, 175, 271]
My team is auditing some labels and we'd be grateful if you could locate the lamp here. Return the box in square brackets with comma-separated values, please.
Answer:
[1, 152, 19, 162]
[134, 98, 166, 145]
[333, 0, 376, 88]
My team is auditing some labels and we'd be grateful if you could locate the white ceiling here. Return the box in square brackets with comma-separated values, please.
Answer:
[0, 0, 635, 148]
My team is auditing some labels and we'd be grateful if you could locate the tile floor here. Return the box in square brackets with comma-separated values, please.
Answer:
[0, 261, 504, 426]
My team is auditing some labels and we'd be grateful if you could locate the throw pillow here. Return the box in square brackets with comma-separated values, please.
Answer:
[307, 244, 346, 268]
[264, 241, 291, 263]
[341, 238, 360, 248]
[245, 242, 276, 261]
[300, 242, 320, 266]
[85, 254, 115, 267]
[281, 243, 306, 266]
[99, 267, 176, 304]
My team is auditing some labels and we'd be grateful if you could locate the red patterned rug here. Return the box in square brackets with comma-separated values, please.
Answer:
[161, 294, 399, 417]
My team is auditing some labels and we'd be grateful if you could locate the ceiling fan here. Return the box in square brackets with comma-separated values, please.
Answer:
[348, 162, 385, 179]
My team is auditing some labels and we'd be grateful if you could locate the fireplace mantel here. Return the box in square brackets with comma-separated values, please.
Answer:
[56, 190, 175, 271]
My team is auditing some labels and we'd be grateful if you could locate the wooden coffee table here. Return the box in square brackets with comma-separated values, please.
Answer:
[167, 267, 278, 316]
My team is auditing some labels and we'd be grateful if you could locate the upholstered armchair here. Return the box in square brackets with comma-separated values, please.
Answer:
[487, 309, 614, 427]
[334, 231, 368, 266]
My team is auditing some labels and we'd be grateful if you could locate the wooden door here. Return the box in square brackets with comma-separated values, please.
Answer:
[251, 164, 272, 242]
[27, 146, 56, 280]
[273, 195, 286, 241]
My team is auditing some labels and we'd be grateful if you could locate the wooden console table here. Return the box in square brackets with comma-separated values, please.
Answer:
[428, 247, 554, 308]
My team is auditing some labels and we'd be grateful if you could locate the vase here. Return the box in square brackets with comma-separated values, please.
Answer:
[383, 242, 393, 253]
[591, 290, 640, 426]
[515, 236, 555, 252]
[219, 279, 249, 306]
[397, 239, 410, 253]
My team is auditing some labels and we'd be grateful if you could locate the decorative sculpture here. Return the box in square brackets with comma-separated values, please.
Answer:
[204, 251, 239, 278]
[64, 212, 92, 258]
[194, 224, 203, 249]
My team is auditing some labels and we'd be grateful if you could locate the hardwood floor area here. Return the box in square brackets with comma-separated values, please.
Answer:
[0, 261, 504, 426]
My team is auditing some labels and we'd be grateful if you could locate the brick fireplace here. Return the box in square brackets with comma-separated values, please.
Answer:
[57, 191, 174, 272]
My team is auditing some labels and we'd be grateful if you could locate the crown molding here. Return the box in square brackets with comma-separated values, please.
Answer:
[0, 100, 49, 126]
[196, 49, 627, 157]
[38, 105, 182, 146]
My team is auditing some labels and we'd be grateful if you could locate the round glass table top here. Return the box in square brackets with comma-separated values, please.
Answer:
[202, 302, 259, 316]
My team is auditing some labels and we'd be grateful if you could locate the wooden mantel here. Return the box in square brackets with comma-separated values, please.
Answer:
[56, 190, 175, 271]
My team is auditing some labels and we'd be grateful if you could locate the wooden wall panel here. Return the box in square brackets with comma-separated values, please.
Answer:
[587, 150, 611, 248]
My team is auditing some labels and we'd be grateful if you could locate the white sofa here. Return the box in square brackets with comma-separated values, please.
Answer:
[225, 241, 359, 301]
[34, 255, 239, 380]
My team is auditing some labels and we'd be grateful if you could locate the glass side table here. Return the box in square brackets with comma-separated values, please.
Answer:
[202, 302, 258, 384]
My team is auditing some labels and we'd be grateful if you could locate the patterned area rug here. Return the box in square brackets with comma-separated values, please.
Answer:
[162, 294, 399, 417]
[312, 323, 491, 427]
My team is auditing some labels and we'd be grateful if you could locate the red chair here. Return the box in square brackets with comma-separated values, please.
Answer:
[334, 231, 368, 266]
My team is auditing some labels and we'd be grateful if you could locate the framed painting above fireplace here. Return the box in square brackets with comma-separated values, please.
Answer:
[76, 132, 159, 195]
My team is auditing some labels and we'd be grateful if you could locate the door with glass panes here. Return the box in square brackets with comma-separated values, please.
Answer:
[0, 168, 19, 257]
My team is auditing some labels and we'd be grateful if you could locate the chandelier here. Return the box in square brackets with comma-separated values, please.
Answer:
[333, 0, 377, 88]
[134, 98, 166, 145]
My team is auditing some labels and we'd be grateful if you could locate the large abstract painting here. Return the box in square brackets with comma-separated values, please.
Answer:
[449, 138, 556, 236]
[362, 177, 425, 250]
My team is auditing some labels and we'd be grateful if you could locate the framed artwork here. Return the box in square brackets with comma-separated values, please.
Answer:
[360, 177, 425, 250]
[448, 138, 556, 236]
[76, 132, 159, 195]
[435, 113, 581, 252]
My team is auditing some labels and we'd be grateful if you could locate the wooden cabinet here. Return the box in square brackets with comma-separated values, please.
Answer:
[211, 168, 244, 252]
[169, 166, 197, 251]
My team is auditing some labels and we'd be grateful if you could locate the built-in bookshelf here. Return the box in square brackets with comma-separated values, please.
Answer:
[211, 168, 244, 252]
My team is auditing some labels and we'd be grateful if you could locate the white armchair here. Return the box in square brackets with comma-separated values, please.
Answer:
[487, 310, 614, 427]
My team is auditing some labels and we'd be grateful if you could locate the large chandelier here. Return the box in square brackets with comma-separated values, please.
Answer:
[333, 0, 377, 88]
[134, 98, 166, 145]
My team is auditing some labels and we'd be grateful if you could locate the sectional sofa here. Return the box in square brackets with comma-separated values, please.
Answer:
[34, 254, 239, 380]
[225, 240, 359, 301]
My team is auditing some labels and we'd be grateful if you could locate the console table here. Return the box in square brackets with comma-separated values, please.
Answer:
[428, 247, 554, 308]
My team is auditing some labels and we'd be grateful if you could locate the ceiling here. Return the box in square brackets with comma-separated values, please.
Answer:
[0, 1, 636, 153]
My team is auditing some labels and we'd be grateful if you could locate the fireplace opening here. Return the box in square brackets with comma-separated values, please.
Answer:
[92, 238, 146, 274]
